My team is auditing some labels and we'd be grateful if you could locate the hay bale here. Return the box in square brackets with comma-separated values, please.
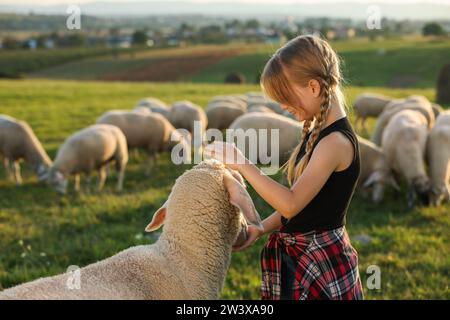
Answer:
[224, 72, 245, 84]
[437, 63, 450, 104]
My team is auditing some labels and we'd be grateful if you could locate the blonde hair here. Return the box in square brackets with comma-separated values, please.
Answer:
[260, 35, 346, 186]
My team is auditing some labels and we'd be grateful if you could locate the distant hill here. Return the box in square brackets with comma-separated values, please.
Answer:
[0, 1, 449, 20]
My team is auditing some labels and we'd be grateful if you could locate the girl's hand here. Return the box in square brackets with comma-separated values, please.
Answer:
[232, 224, 265, 252]
[204, 141, 248, 171]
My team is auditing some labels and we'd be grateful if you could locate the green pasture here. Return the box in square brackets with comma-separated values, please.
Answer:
[0, 79, 448, 299]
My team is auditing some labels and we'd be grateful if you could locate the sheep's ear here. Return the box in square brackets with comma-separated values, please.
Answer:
[145, 200, 168, 232]
[363, 171, 382, 188]
[223, 172, 262, 228]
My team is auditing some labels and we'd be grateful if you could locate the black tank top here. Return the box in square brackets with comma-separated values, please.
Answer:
[280, 116, 361, 233]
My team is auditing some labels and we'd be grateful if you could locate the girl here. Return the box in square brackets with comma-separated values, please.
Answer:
[204, 35, 364, 300]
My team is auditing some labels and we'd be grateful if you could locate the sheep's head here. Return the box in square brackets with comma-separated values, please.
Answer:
[429, 184, 449, 207]
[47, 168, 68, 194]
[36, 163, 51, 183]
[408, 176, 431, 208]
[363, 169, 400, 203]
[145, 159, 262, 248]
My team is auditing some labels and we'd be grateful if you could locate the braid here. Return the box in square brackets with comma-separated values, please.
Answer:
[283, 118, 312, 185]
[287, 77, 332, 185]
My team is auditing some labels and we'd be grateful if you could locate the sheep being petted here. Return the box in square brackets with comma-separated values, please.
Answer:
[0, 160, 262, 300]
[97, 110, 191, 173]
[356, 135, 399, 203]
[352, 93, 393, 133]
[426, 110, 450, 206]
[47, 124, 128, 194]
[381, 109, 431, 207]
[371, 96, 435, 146]
[229, 112, 303, 165]
[0, 115, 52, 185]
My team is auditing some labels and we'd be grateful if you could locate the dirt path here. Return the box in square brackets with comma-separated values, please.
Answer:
[100, 49, 239, 82]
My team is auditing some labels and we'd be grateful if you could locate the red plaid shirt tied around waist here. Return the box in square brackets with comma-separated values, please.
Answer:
[260, 226, 364, 300]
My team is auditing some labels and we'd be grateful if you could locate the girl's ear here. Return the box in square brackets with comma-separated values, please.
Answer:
[308, 79, 321, 98]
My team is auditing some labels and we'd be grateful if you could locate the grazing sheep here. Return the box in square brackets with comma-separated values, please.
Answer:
[136, 97, 170, 118]
[371, 96, 435, 146]
[247, 105, 275, 114]
[132, 106, 152, 115]
[168, 101, 207, 134]
[229, 112, 303, 165]
[356, 135, 399, 203]
[97, 110, 191, 174]
[47, 124, 128, 194]
[168, 101, 207, 156]
[0, 115, 52, 185]
[0, 160, 262, 300]
[426, 111, 450, 206]
[381, 109, 430, 207]
[206, 101, 245, 130]
[431, 103, 444, 119]
[246, 91, 284, 114]
[208, 95, 247, 111]
[352, 93, 393, 133]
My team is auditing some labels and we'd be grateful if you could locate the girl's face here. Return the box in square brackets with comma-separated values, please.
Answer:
[280, 79, 322, 121]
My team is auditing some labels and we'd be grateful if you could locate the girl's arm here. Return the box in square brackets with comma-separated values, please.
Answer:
[206, 133, 352, 220]
[261, 211, 283, 235]
[232, 211, 281, 251]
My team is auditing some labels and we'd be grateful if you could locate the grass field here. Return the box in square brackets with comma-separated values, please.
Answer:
[21, 37, 450, 89]
[0, 79, 448, 299]
[190, 37, 450, 88]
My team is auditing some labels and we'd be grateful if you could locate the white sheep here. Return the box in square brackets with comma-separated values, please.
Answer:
[208, 95, 247, 111]
[229, 112, 303, 165]
[132, 106, 152, 115]
[431, 103, 444, 119]
[0, 160, 262, 300]
[247, 105, 275, 114]
[246, 92, 284, 115]
[97, 110, 191, 174]
[356, 135, 399, 203]
[426, 110, 450, 206]
[352, 93, 393, 133]
[136, 97, 170, 118]
[371, 96, 435, 146]
[206, 101, 246, 130]
[0, 115, 52, 185]
[168, 100, 208, 156]
[47, 124, 128, 194]
[381, 109, 431, 207]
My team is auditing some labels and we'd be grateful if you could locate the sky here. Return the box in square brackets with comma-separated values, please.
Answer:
[2, 0, 449, 5]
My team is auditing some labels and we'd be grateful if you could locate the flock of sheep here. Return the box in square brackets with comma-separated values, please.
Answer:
[0, 89, 448, 299]
[354, 93, 449, 207]
[1, 91, 449, 206]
